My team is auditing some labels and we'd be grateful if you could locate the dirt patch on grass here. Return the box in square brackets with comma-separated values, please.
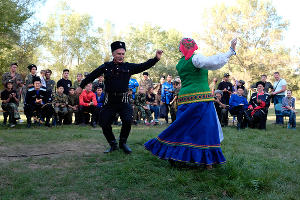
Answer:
[0, 141, 106, 163]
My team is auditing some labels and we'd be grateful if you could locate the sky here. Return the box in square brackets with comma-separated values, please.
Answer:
[36, 0, 300, 50]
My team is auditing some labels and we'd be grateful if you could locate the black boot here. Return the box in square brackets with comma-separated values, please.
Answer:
[119, 138, 132, 154]
[104, 140, 119, 153]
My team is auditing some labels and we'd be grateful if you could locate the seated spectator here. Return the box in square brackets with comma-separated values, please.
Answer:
[79, 83, 97, 127]
[94, 86, 105, 126]
[146, 87, 159, 124]
[209, 78, 218, 95]
[135, 87, 152, 125]
[53, 85, 68, 125]
[282, 90, 297, 129]
[244, 81, 270, 130]
[1, 80, 20, 127]
[170, 80, 181, 121]
[213, 90, 228, 127]
[67, 87, 80, 125]
[229, 87, 248, 129]
[24, 77, 53, 127]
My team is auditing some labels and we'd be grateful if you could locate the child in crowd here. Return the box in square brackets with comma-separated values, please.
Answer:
[53, 85, 68, 125]
[67, 87, 80, 124]
[135, 87, 152, 125]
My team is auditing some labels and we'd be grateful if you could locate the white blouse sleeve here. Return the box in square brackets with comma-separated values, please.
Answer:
[192, 48, 235, 70]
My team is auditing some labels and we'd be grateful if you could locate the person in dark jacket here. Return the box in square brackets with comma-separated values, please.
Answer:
[76, 41, 163, 154]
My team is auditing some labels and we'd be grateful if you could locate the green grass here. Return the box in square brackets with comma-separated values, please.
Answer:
[0, 107, 299, 200]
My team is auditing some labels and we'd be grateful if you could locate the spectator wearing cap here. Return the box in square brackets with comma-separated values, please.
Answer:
[261, 75, 273, 94]
[45, 70, 56, 94]
[73, 73, 83, 90]
[139, 72, 153, 92]
[66, 87, 80, 125]
[217, 73, 233, 105]
[281, 90, 297, 129]
[213, 90, 228, 127]
[1, 80, 20, 127]
[25, 64, 39, 90]
[229, 87, 248, 129]
[57, 69, 72, 95]
[271, 72, 287, 125]
[244, 81, 271, 130]
[128, 77, 139, 99]
[92, 74, 105, 92]
[24, 77, 53, 128]
[2, 62, 23, 93]
[237, 80, 248, 97]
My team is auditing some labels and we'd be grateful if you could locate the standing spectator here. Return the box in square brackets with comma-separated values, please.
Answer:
[139, 72, 153, 91]
[217, 73, 233, 105]
[128, 77, 139, 99]
[40, 70, 46, 87]
[161, 74, 175, 123]
[237, 80, 247, 97]
[24, 77, 53, 128]
[245, 81, 271, 129]
[45, 70, 56, 94]
[214, 90, 228, 127]
[231, 77, 238, 93]
[73, 73, 83, 90]
[169, 80, 181, 121]
[209, 77, 218, 95]
[1, 80, 20, 127]
[2, 63, 23, 96]
[146, 87, 160, 124]
[25, 64, 39, 90]
[92, 74, 105, 92]
[229, 87, 248, 129]
[135, 87, 152, 125]
[52, 85, 68, 126]
[282, 90, 297, 129]
[271, 72, 287, 125]
[57, 69, 72, 95]
[79, 83, 97, 126]
[261, 74, 273, 94]
[67, 87, 80, 125]
[94, 86, 105, 126]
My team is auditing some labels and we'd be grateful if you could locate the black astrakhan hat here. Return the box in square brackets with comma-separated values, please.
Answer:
[111, 41, 126, 52]
[28, 64, 37, 71]
[256, 81, 265, 87]
[32, 76, 41, 84]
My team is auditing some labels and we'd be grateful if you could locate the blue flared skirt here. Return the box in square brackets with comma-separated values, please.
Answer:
[144, 101, 226, 165]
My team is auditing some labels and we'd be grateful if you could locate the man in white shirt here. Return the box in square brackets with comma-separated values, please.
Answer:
[271, 72, 287, 125]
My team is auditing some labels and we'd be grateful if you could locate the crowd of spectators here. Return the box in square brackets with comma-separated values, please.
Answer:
[0, 62, 297, 130]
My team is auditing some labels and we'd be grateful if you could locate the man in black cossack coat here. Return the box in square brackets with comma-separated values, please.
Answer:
[77, 41, 163, 154]
[24, 77, 53, 127]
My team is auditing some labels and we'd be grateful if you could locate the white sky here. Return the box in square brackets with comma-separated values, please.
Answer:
[36, 0, 300, 49]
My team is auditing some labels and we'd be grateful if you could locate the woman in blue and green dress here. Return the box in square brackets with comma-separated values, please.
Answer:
[145, 38, 237, 169]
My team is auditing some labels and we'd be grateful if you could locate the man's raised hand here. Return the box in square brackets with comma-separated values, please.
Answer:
[156, 50, 163, 60]
[231, 38, 237, 51]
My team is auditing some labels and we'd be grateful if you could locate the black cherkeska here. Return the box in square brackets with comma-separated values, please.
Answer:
[80, 57, 159, 153]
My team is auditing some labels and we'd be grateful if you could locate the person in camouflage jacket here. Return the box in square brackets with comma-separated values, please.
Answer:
[134, 87, 152, 124]
[53, 85, 68, 125]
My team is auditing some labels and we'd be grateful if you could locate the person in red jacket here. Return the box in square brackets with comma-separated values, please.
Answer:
[79, 83, 97, 126]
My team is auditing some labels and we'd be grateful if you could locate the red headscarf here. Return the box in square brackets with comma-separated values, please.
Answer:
[179, 38, 198, 60]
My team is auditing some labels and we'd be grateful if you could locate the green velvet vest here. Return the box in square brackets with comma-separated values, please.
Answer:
[176, 55, 213, 105]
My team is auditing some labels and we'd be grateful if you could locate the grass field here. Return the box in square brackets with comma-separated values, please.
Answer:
[0, 106, 299, 200]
